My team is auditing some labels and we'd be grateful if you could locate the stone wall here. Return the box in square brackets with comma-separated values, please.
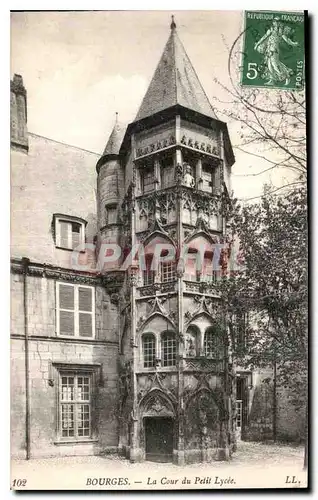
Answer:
[243, 369, 306, 443]
[11, 339, 27, 459]
[11, 273, 120, 458]
[244, 371, 274, 441]
[276, 384, 306, 443]
[11, 337, 119, 459]
[11, 273, 119, 342]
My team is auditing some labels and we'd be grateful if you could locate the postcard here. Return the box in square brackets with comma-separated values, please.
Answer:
[10, 9, 308, 490]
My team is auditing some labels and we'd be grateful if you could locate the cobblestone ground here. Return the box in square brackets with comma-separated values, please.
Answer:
[11, 441, 306, 490]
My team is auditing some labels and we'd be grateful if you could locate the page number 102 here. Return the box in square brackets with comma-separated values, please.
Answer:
[12, 479, 27, 488]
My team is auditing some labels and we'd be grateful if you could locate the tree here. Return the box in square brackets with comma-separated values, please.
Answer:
[217, 183, 307, 462]
[211, 30, 307, 466]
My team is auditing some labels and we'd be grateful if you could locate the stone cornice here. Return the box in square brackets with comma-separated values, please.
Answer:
[10, 259, 126, 292]
[10, 333, 119, 347]
[11, 259, 99, 286]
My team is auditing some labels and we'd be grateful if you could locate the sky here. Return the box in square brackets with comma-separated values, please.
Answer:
[10, 10, 298, 201]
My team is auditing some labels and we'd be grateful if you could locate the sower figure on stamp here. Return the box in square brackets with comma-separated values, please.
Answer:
[254, 17, 298, 86]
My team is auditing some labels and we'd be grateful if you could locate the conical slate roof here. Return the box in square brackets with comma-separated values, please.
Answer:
[135, 20, 217, 122]
[102, 119, 126, 156]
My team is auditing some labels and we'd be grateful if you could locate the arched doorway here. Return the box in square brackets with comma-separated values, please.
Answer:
[139, 390, 175, 463]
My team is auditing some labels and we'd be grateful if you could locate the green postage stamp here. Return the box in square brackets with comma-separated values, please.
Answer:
[241, 11, 305, 90]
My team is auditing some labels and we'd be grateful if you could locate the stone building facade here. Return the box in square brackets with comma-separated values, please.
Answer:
[11, 19, 304, 463]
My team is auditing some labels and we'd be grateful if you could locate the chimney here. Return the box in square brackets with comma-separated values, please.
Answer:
[11, 74, 28, 152]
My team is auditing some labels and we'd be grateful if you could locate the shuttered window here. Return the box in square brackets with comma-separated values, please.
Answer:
[57, 283, 95, 338]
[56, 218, 84, 250]
[71, 222, 81, 249]
[60, 221, 69, 249]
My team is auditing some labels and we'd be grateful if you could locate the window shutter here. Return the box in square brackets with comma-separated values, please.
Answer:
[78, 287, 92, 311]
[57, 283, 94, 338]
[79, 313, 93, 337]
[59, 284, 75, 336]
[60, 310, 75, 336]
[60, 221, 69, 248]
[71, 222, 81, 249]
[59, 284, 74, 310]
[78, 287, 93, 337]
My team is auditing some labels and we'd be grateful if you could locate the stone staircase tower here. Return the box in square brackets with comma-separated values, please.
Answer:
[98, 17, 236, 464]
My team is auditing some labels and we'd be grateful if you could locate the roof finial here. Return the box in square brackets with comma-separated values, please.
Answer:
[170, 15, 176, 31]
[115, 111, 118, 124]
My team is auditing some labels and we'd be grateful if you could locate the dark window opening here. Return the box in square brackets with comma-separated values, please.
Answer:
[141, 164, 155, 193]
[160, 154, 174, 189]
[202, 252, 218, 283]
[106, 205, 117, 225]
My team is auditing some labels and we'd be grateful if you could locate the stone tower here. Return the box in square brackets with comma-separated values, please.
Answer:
[98, 18, 236, 464]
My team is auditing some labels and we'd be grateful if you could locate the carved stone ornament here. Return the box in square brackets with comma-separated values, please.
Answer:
[184, 295, 213, 325]
[185, 310, 192, 321]
[141, 390, 175, 417]
[136, 315, 146, 330]
[180, 134, 220, 156]
[11, 259, 99, 287]
[149, 397, 166, 414]
[184, 358, 224, 372]
[130, 274, 139, 287]
[136, 134, 176, 158]
[168, 310, 177, 323]
[176, 263, 185, 279]
[139, 285, 158, 297]
[175, 162, 183, 183]
[110, 293, 119, 305]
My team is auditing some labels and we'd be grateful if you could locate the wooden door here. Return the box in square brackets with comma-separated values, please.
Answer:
[145, 417, 173, 462]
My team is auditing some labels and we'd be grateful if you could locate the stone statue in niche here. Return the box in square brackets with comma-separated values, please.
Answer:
[185, 332, 196, 357]
[183, 163, 195, 188]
